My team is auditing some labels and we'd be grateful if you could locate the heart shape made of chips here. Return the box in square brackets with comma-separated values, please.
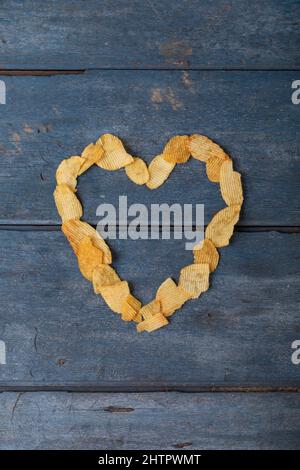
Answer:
[54, 134, 243, 333]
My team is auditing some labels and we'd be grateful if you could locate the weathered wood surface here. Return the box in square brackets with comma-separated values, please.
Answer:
[0, 230, 299, 388]
[0, 0, 299, 70]
[0, 71, 299, 225]
[0, 392, 299, 449]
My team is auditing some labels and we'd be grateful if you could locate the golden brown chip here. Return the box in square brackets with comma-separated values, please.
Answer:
[56, 156, 84, 191]
[163, 135, 190, 164]
[121, 294, 142, 322]
[156, 278, 189, 317]
[220, 160, 243, 206]
[136, 312, 169, 333]
[188, 134, 229, 162]
[193, 238, 219, 272]
[96, 134, 134, 170]
[125, 157, 149, 185]
[139, 299, 161, 320]
[146, 154, 175, 189]
[92, 265, 120, 294]
[77, 237, 104, 281]
[61, 219, 112, 263]
[179, 263, 210, 299]
[78, 142, 104, 175]
[205, 205, 240, 248]
[206, 155, 229, 183]
[53, 184, 83, 222]
[100, 281, 130, 314]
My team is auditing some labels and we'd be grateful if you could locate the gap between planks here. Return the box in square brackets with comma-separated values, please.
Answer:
[0, 225, 298, 233]
[0, 385, 299, 393]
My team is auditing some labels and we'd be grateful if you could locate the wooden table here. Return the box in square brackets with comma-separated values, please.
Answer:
[0, 0, 299, 449]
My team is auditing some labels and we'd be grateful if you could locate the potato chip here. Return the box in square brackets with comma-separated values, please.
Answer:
[78, 142, 104, 175]
[61, 219, 112, 263]
[139, 299, 161, 320]
[193, 238, 219, 272]
[125, 157, 149, 185]
[179, 263, 209, 299]
[100, 281, 130, 314]
[206, 155, 230, 183]
[77, 237, 104, 281]
[205, 205, 240, 248]
[56, 156, 84, 191]
[188, 134, 229, 162]
[53, 184, 83, 222]
[156, 278, 189, 317]
[163, 135, 190, 164]
[220, 160, 243, 206]
[146, 154, 175, 189]
[92, 265, 120, 294]
[121, 294, 142, 322]
[96, 134, 134, 170]
[137, 312, 169, 333]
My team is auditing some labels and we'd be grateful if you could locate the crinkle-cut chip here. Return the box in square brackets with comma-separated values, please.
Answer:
[61, 219, 112, 263]
[179, 263, 210, 299]
[206, 155, 229, 183]
[100, 281, 130, 314]
[156, 278, 189, 317]
[163, 135, 190, 164]
[78, 142, 104, 175]
[125, 157, 149, 185]
[205, 205, 240, 248]
[77, 237, 104, 281]
[96, 134, 134, 170]
[188, 134, 229, 162]
[56, 156, 84, 190]
[139, 299, 161, 320]
[121, 294, 142, 322]
[53, 184, 83, 222]
[193, 238, 219, 272]
[92, 265, 120, 294]
[137, 312, 169, 333]
[146, 154, 175, 189]
[220, 160, 243, 206]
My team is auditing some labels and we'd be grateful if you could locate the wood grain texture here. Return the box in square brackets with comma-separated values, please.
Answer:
[0, 0, 299, 70]
[0, 71, 299, 225]
[0, 230, 299, 388]
[1, 392, 299, 449]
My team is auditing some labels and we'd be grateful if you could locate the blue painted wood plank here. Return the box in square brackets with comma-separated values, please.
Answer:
[0, 0, 299, 69]
[0, 230, 299, 388]
[0, 392, 299, 449]
[0, 71, 299, 225]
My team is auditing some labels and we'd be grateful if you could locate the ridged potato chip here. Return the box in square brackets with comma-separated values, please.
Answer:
[137, 312, 168, 333]
[156, 278, 189, 317]
[193, 238, 219, 272]
[179, 263, 210, 299]
[53, 184, 83, 222]
[77, 237, 104, 281]
[163, 135, 190, 164]
[188, 134, 228, 162]
[121, 294, 142, 322]
[206, 155, 230, 183]
[220, 160, 243, 206]
[61, 219, 112, 263]
[205, 205, 240, 248]
[96, 134, 134, 170]
[146, 154, 175, 189]
[56, 156, 83, 191]
[92, 265, 120, 294]
[139, 299, 161, 320]
[125, 157, 149, 185]
[100, 281, 130, 314]
[78, 142, 104, 175]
